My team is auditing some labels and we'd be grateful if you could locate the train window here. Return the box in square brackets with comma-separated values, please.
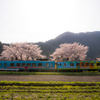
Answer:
[57, 63, 61, 66]
[0, 63, 2, 66]
[22, 63, 26, 66]
[97, 63, 100, 66]
[91, 63, 94, 66]
[86, 63, 90, 66]
[51, 63, 53, 66]
[57, 63, 60, 66]
[64, 63, 66, 66]
[46, 63, 49, 66]
[70, 63, 74, 66]
[32, 63, 36, 67]
[38, 63, 42, 67]
[81, 63, 85, 66]
[27, 63, 31, 66]
[4, 63, 7, 66]
[17, 63, 21, 66]
[10, 63, 15, 66]
[76, 63, 80, 66]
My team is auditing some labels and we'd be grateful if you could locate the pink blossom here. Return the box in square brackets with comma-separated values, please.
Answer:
[1, 42, 46, 61]
[50, 42, 89, 61]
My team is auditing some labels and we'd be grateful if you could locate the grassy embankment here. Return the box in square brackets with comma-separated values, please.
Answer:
[0, 71, 100, 75]
[0, 81, 100, 100]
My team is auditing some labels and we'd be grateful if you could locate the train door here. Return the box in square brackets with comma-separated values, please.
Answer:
[3, 62, 8, 69]
[57, 62, 62, 69]
[0, 62, 3, 69]
[55, 63, 57, 69]
[96, 61, 100, 69]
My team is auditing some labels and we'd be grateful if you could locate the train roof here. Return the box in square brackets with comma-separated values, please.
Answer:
[57, 61, 100, 63]
[0, 60, 55, 63]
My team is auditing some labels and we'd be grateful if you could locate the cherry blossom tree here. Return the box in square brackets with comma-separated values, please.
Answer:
[50, 42, 89, 61]
[96, 58, 100, 61]
[0, 42, 46, 61]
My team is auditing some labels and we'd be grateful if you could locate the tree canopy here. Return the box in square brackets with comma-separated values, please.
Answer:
[0, 43, 45, 61]
[50, 42, 89, 61]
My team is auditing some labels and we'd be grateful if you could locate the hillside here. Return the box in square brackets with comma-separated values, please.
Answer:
[0, 31, 100, 60]
[37, 31, 100, 60]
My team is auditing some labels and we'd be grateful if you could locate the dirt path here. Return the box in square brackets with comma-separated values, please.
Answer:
[0, 75, 100, 82]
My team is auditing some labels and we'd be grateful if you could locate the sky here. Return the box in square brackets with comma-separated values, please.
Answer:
[0, 0, 100, 43]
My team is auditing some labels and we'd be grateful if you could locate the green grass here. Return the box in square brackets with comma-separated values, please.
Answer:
[0, 81, 100, 100]
[0, 71, 100, 75]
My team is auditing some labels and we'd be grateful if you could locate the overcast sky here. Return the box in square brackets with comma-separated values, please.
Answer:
[0, 0, 100, 43]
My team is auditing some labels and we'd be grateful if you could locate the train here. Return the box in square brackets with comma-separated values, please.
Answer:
[0, 60, 100, 72]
